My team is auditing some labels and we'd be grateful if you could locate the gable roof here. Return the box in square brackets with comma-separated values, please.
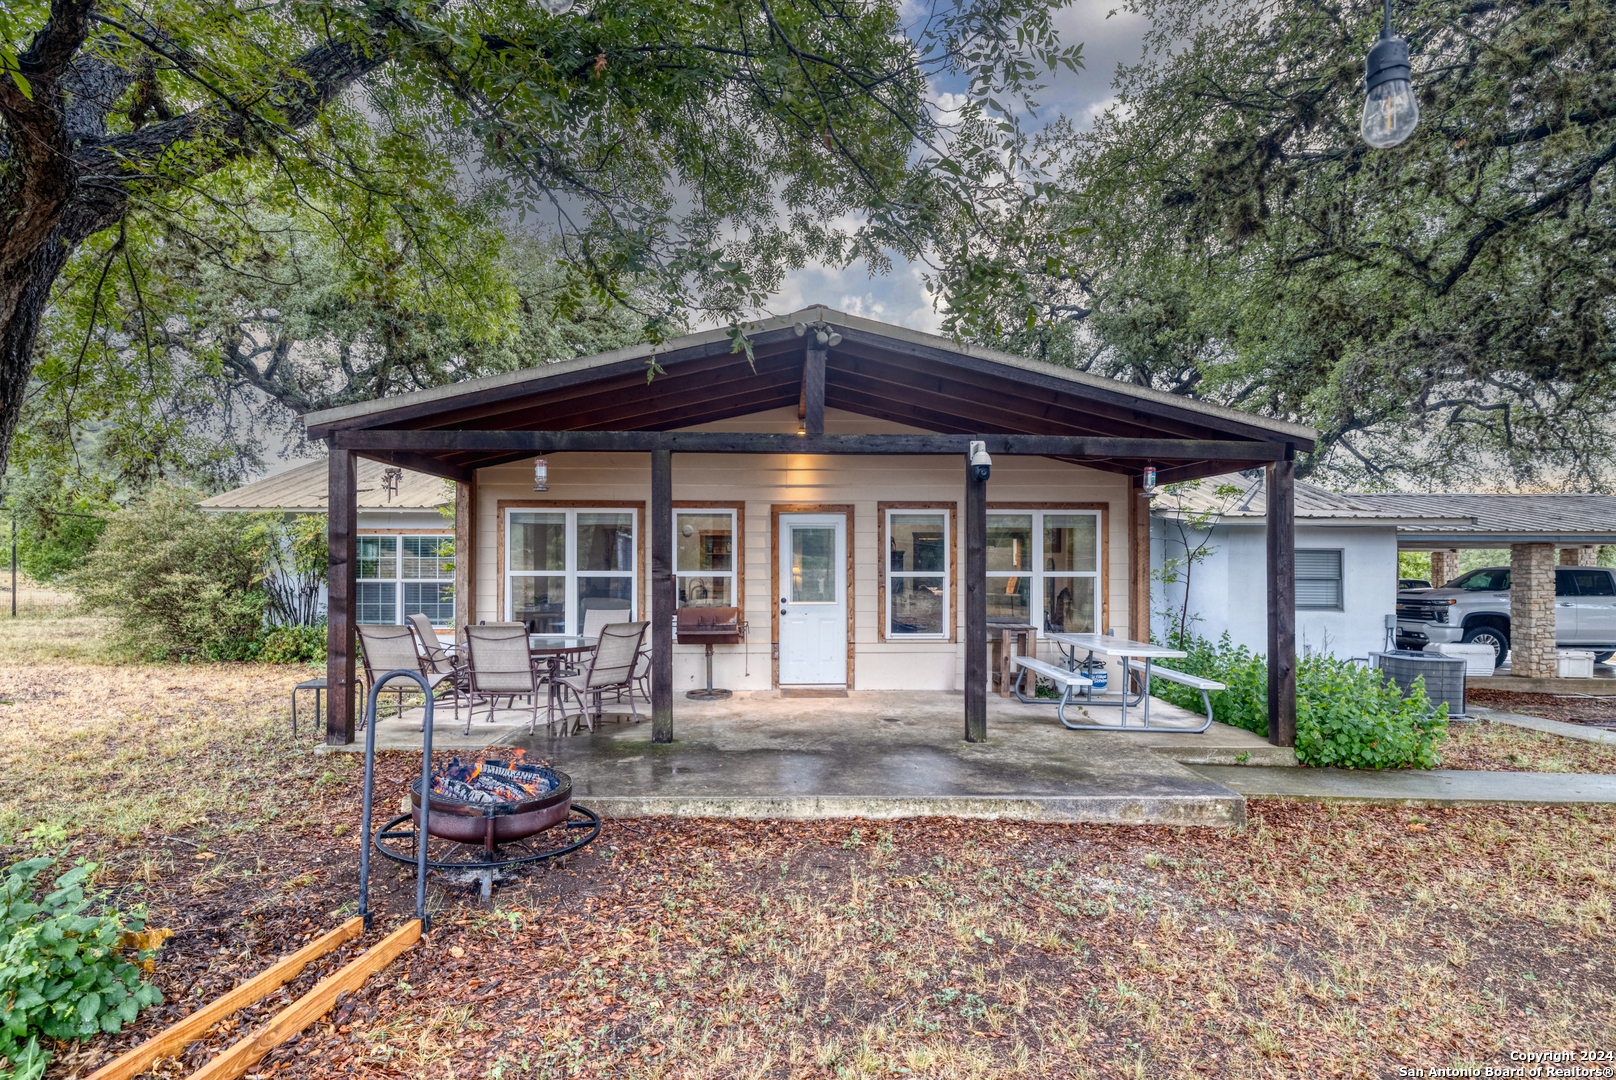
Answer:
[197, 459, 451, 513]
[1346, 492, 1616, 542]
[301, 306, 1316, 485]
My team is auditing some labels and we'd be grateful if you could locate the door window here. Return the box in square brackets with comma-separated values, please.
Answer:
[790, 526, 838, 602]
[1567, 569, 1616, 596]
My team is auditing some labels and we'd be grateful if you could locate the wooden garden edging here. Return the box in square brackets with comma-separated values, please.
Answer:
[85, 918, 364, 1080]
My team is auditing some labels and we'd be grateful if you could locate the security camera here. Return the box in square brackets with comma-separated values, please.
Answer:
[968, 440, 991, 483]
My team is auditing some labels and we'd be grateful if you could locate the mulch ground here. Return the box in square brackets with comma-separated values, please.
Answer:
[1468, 688, 1616, 728]
[26, 757, 1616, 1080]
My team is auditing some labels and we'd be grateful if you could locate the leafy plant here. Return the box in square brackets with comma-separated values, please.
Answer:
[264, 516, 328, 628]
[258, 621, 327, 665]
[0, 859, 163, 1080]
[69, 485, 274, 661]
[1152, 632, 1447, 769]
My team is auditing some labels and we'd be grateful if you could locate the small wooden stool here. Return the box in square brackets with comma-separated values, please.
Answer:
[991, 623, 1039, 697]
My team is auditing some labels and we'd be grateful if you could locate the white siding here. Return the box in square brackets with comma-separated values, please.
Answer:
[470, 407, 1134, 691]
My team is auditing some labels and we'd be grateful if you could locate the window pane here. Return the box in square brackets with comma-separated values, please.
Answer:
[579, 513, 634, 571]
[356, 581, 396, 624]
[790, 526, 837, 602]
[1043, 577, 1095, 634]
[986, 515, 1031, 572]
[513, 576, 566, 633]
[986, 576, 1030, 623]
[357, 536, 397, 580]
[676, 513, 733, 573]
[1044, 515, 1097, 573]
[1294, 550, 1342, 577]
[402, 536, 452, 579]
[678, 576, 731, 607]
[1572, 569, 1616, 597]
[510, 513, 564, 572]
[891, 576, 945, 635]
[403, 582, 454, 626]
[579, 577, 634, 628]
[890, 514, 947, 573]
[1296, 579, 1342, 609]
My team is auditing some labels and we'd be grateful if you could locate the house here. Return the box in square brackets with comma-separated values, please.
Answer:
[301, 307, 1317, 746]
[198, 459, 457, 627]
[1153, 473, 1616, 671]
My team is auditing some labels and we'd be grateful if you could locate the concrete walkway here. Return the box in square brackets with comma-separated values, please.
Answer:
[1467, 707, 1616, 746]
[1191, 764, 1616, 806]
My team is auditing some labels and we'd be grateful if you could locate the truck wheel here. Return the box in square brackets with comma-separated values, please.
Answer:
[1461, 626, 1510, 670]
[1595, 652, 1613, 665]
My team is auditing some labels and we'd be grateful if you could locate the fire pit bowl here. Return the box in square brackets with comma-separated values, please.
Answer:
[408, 761, 572, 846]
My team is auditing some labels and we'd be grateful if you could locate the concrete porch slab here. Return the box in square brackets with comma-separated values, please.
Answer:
[324, 690, 1270, 826]
[1192, 764, 1616, 806]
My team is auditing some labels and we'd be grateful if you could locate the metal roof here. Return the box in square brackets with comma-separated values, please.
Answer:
[1153, 473, 1473, 526]
[1346, 492, 1616, 543]
[197, 458, 452, 513]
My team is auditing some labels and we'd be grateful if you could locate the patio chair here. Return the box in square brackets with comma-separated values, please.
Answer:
[407, 613, 470, 730]
[553, 621, 648, 733]
[356, 623, 459, 733]
[583, 608, 650, 703]
[464, 622, 547, 734]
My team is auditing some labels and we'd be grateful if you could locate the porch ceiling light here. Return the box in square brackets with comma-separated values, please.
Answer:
[1361, 0, 1418, 148]
[1142, 465, 1158, 499]
[533, 457, 548, 492]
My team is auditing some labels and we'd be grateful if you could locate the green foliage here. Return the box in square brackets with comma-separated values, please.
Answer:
[1397, 552, 1430, 584]
[0, 859, 163, 1080]
[70, 486, 274, 661]
[258, 622, 327, 665]
[265, 516, 329, 628]
[963, 0, 1616, 488]
[1154, 633, 1447, 769]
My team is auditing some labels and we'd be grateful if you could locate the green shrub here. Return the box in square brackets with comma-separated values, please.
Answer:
[1152, 633, 1447, 769]
[0, 859, 163, 1080]
[259, 621, 327, 664]
[70, 485, 274, 661]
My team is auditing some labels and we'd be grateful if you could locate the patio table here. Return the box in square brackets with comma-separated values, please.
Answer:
[1034, 632, 1187, 731]
[529, 635, 596, 731]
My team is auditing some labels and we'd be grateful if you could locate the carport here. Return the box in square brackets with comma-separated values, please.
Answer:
[1352, 493, 1616, 678]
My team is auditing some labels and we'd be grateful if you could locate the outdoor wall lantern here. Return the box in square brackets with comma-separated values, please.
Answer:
[532, 457, 549, 492]
[968, 440, 992, 482]
[1361, 0, 1418, 148]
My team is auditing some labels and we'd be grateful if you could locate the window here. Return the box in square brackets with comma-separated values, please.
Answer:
[357, 534, 455, 626]
[676, 509, 738, 608]
[506, 508, 637, 633]
[985, 509, 1100, 633]
[1565, 569, 1616, 596]
[1452, 567, 1510, 591]
[1295, 549, 1344, 610]
[885, 509, 950, 637]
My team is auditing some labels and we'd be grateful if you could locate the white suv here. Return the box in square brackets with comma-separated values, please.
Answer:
[1395, 565, 1616, 670]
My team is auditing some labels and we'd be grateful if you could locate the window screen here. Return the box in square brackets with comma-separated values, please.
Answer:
[1295, 549, 1343, 610]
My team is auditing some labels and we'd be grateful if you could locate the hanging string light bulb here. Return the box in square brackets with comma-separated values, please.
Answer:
[1361, 0, 1418, 148]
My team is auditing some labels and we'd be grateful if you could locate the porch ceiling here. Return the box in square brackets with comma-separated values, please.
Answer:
[304, 307, 1315, 482]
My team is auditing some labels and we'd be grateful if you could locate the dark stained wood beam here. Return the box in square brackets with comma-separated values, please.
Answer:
[326, 450, 358, 745]
[1266, 449, 1297, 747]
[803, 343, 826, 435]
[351, 449, 470, 482]
[965, 457, 987, 742]
[651, 447, 674, 744]
[335, 429, 1291, 461]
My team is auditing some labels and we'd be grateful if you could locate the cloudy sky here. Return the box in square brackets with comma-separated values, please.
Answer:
[760, 0, 1150, 332]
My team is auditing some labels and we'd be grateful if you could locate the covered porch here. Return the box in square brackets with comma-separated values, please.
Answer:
[306, 307, 1316, 752]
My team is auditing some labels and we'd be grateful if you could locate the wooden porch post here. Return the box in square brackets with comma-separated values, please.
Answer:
[651, 448, 674, 743]
[964, 454, 987, 742]
[803, 343, 826, 436]
[326, 448, 358, 744]
[1129, 480, 1151, 643]
[1266, 449, 1296, 747]
[453, 475, 476, 639]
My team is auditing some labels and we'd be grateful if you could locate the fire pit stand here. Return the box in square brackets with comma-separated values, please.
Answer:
[371, 805, 600, 900]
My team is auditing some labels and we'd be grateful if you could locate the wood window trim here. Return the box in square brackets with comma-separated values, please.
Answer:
[984, 502, 1110, 634]
[673, 502, 745, 614]
[495, 500, 647, 628]
[356, 528, 453, 535]
[877, 501, 958, 644]
[769, 503, 855, 689]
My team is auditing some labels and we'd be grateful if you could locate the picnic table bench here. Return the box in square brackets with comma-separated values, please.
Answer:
[1125, 660, 1219, 734]
[1010, 655, 1093, 728]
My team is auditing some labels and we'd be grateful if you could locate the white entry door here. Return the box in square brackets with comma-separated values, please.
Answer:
[778, 513, 847, 685]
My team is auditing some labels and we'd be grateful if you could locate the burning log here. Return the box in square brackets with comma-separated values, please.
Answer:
[430, 757, 556, 806]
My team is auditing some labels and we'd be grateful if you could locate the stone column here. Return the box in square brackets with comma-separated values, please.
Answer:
[1429, 550, 1459, 586]
[1510, 542, 1556, 678]
[1560, 546, 1596, 566]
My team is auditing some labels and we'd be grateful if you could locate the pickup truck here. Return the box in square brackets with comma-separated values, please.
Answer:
[1396, 565, 1616, 669]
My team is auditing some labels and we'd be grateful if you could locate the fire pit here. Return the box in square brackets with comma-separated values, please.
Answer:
[372, 757, 599, 884]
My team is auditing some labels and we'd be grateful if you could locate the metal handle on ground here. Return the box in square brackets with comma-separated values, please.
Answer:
[359, 669, 434, 934]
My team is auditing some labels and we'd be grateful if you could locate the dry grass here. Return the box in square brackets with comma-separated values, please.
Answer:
[1441, 717, 1616, 773]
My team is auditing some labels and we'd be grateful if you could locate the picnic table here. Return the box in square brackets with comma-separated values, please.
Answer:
[1026, 632, 1187, 731]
